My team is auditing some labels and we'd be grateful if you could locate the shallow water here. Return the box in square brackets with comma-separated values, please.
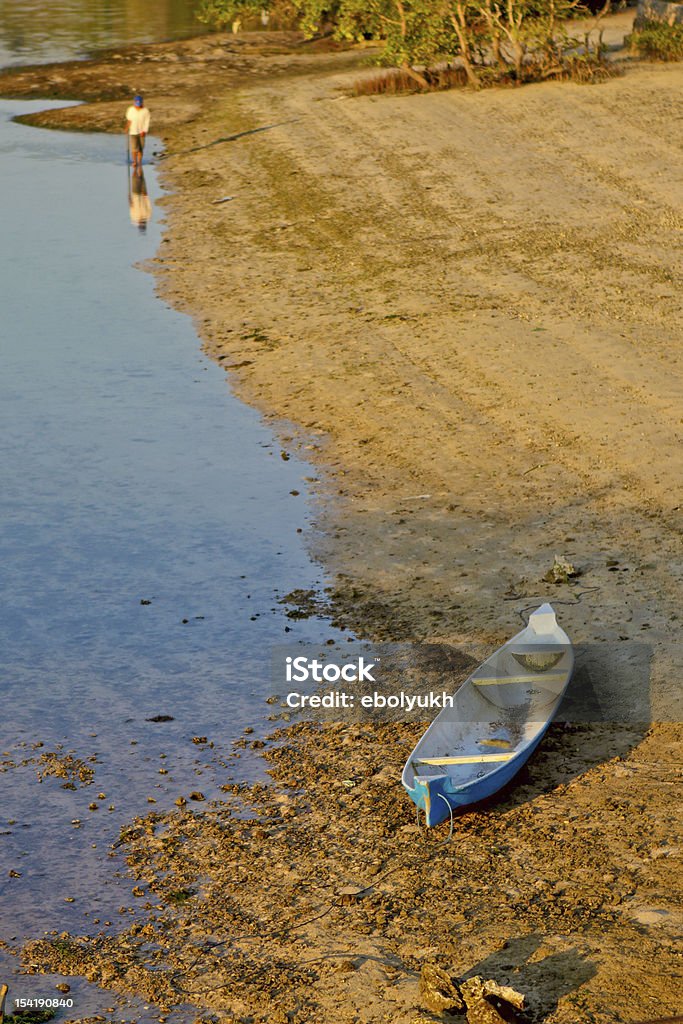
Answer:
[0, 0, 209, 67]
[0, 100, 344, 1013]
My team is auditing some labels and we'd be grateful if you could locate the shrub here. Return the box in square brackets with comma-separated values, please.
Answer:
[352, 50, 618, 93]
[627, 18, 683, 59]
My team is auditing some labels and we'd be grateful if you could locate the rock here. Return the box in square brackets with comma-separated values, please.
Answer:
[460, 976, 525, 1023]
[481, 979, 525, 1011]
[543, 555, 580, 584]
[419, 964, 465, 1014]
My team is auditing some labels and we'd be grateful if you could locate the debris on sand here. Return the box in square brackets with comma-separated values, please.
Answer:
[543, 555, 580, 584]
[461, 975, 526, 1022]
[418, 963, 465, 1013]
[419, 968, 524, 1022]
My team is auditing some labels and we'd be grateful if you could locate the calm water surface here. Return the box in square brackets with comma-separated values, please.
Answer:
[0, 97, 343, 1016]
[0, 0, 208, 67]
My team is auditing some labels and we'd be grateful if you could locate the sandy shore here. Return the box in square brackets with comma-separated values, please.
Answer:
[2, 21, 682, 1023]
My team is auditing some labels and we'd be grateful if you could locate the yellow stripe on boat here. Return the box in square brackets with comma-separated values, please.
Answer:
[416, 753, 515, 765]
[472, 671, 567, 685]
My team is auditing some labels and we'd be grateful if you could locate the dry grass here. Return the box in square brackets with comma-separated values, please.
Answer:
[353, 65, 470, 95]
[353, 54, 620, 95]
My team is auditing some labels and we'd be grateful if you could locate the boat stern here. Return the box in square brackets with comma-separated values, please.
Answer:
[405, 773, 454, 827]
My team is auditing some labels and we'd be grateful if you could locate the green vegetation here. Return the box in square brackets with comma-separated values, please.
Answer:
[197, 0, 613, 87]
[627, 18, 683, 59]
[166, 887, 197, 904]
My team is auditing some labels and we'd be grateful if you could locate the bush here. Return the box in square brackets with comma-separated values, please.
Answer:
[353, 65, 470, 94]
[627, 18, 683, 59]
[353, 51, 618, 93]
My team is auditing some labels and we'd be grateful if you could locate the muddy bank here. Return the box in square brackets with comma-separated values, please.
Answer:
[0, 32, 365, 134]
[23, 720, 683, 1023]
[2, 21, 682, 1024]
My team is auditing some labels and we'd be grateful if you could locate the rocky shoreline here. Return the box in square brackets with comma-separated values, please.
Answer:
[20, 720, 683, 1023]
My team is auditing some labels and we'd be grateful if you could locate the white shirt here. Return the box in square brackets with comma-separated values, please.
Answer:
[126, 106, 150, 135]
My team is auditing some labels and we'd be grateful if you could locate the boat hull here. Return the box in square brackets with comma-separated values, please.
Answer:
[401, 604, 573, 826]
[406, 725, 551, 826]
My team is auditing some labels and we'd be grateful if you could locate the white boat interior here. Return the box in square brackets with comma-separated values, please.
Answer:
[402, 604, 573, 792]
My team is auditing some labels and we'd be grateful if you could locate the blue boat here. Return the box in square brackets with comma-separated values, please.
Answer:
[402, 604, 573, 826]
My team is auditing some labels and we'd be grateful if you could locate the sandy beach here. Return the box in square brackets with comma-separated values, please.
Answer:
[1, 19, 682, 1023]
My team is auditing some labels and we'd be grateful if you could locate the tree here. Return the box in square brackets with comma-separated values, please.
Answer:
[196, 0, 593, 85]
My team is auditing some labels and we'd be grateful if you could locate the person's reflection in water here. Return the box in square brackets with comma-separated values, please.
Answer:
[128, 166, 152, 233]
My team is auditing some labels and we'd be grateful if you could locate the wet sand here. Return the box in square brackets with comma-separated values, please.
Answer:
[20, 720, 683, 1023]
[1, 20, 682, 1023]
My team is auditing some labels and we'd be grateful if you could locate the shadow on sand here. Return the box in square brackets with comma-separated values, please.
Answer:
[464, 933, 597, 1022]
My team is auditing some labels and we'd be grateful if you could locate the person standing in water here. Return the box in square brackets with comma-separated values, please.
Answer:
[125, 94, 150, 169]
